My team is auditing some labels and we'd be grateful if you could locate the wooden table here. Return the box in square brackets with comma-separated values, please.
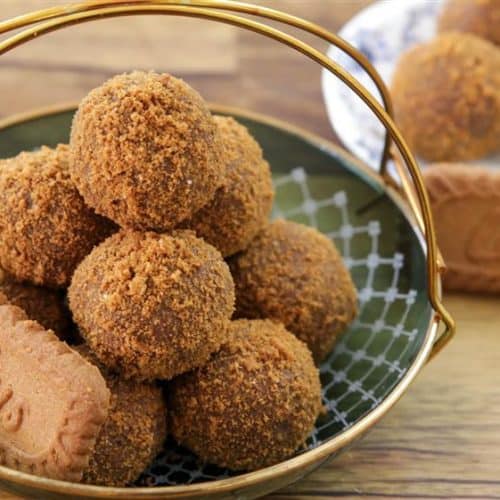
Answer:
[1, 1, 499, 498]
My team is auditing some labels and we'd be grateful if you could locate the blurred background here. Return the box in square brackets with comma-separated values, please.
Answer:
[1, 0, 371, 139]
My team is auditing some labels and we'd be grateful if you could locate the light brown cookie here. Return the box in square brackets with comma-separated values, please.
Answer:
[0, 293, 110, 482]
[423, 164, 500, 292]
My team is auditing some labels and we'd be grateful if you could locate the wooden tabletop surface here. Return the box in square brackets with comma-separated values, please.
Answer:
[1, 1, 499, 499]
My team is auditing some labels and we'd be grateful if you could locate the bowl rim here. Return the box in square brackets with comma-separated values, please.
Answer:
[0, 102, 440, 498]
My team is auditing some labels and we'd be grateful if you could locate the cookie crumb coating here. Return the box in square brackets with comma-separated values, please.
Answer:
[229, 219, 357, 362]
[70, 71, 225, 230]
[76, 346, 167, 487]
[69, 230, 235, 381]
[391, 32, 500, 161]
[439, 0, 500, 46]
[0, 145, 116, 288]
[180, 116, 274, 257]
[169, 319, 321, 471]
[0, 268, 71, 340]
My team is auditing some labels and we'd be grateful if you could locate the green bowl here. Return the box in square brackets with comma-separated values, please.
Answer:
[0, 105, 437, 499]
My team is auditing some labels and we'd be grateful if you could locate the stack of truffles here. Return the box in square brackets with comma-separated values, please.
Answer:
[391, 0, 500, 292]
[0, 71, 357, 486]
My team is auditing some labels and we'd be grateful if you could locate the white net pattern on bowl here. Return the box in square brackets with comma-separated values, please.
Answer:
[139, 167, 421, 487]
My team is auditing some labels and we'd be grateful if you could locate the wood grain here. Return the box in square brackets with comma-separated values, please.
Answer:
[1, 1, 499, 499]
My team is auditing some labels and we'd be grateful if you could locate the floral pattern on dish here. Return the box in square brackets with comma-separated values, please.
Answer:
[322, 0, 499, 173]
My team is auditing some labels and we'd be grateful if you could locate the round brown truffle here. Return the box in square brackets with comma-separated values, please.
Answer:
[70, 71, 225, 230]
[76, 346, 167, 486]
[391, 32, 500, 161]
[439, 0, 500, 46]
[180, 116, 274, 257]
[68, 230, 235, 381]
[229, 219, 357, 362]
[169, 319, 321, 471]
[0, 145, 115, 288]
[0, 267, 71, 340]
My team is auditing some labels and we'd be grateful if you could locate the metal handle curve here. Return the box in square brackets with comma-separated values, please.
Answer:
[0, 0, 394, 177]
[0, 0, 455, 357]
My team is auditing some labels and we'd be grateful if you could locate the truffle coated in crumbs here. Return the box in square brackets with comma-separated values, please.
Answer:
[180, 116, 274, 257]
[70, 71, 225, 230]
[68, 230, 235, 381]
[169, 319, 322, 471]
[391, 32, 500, 161]
[0, 145, 116, 288]
[76, 346, 167, 487]
[0, 267, 71, 340]
[229, 219, 357, 362]
[438, 0, 500, 46]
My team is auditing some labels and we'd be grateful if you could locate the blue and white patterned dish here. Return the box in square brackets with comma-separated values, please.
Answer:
[322, 0, 500, 174]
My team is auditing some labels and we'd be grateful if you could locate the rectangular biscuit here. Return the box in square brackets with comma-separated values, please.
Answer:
[0, 292, 110, 482]
[423, 164, 500, 292]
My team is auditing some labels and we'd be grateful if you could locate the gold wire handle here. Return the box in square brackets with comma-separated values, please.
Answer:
[0, 0, 455, 358]
[0, 0, 395, 177]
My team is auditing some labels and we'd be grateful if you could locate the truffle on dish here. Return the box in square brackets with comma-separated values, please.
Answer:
[438, 0, 500, 46]
[76, 346, 167, 487]
[180, 116, 274, 257]
[68, 230, 235, 381]
[0, 267, 71, 340]
[391, 32, 500, 161]
[70, 71, 225, 231]
[169, 319, 322, 471]
[0, 145, 116, 288]
[229, 219, 357, 362]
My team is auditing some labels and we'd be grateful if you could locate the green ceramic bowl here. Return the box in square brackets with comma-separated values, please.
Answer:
[0, 104, 438, 499]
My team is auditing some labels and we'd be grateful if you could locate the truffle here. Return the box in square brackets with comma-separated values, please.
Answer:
[76, 346, 167, 487]
[229, 219, 357, 362]
[70, 71, 225, 230]
[180, 116, 274, 257]
[169, 319, 321, 471]
[439, 0, 500, 46]
[391, 32, 500, 161]
[0, 145, 115, 288]
[69, 230, 235, 381]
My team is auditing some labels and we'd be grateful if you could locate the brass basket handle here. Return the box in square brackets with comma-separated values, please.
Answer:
[0, 0, 455, 358]
[0, 0, 395, 177]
